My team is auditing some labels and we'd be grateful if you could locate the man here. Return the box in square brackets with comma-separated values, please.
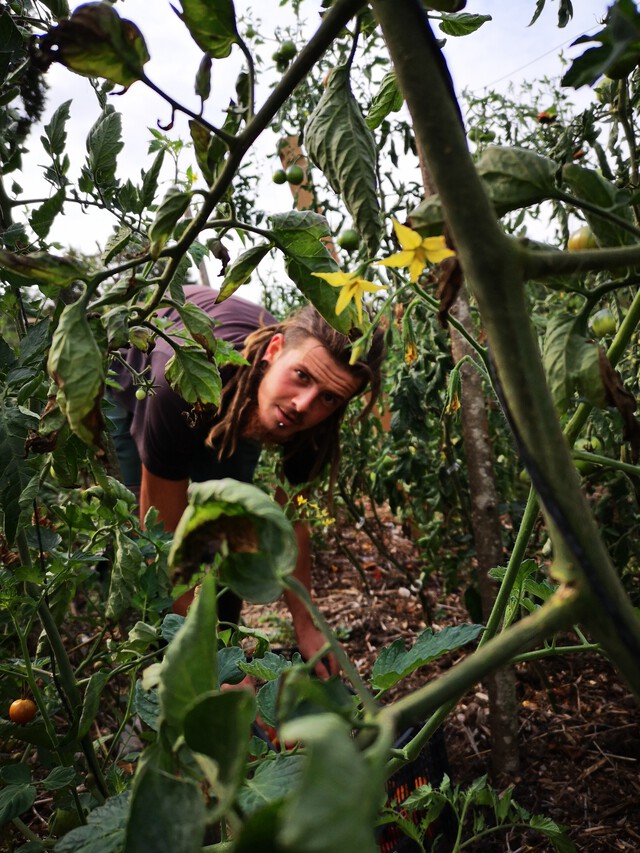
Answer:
[109, 284, 385, 677]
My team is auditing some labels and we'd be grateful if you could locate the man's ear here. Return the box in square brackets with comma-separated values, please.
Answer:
[263, 332, 285, 364]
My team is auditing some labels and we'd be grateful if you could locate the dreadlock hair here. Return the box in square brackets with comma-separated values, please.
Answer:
[206, 303, 386, 486]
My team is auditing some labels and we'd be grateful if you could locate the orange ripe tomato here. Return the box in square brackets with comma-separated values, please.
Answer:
[9, 698, 37, 724]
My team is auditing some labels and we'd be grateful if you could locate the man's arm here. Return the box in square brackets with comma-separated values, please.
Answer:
[140, 465, 198, 616]
[275, 487, 339, 679]
[139, 464, 189, 532]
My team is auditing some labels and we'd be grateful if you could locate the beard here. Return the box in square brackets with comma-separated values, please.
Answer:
[241, 407, 285, 446]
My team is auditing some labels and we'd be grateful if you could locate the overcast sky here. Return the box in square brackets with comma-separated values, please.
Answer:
[17, 0, 611, 297]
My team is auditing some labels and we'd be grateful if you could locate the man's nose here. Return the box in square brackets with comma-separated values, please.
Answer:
[292, 387, 317, 413]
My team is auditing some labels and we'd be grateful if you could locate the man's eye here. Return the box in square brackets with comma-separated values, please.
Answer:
[295, 369, 308, 381]
[322, 392, 337, 405]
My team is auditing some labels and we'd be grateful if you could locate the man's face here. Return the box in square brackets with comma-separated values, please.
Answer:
[253, 334, 362, 442]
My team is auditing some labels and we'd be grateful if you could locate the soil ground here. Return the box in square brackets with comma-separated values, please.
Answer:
[245, 508, 640, 852]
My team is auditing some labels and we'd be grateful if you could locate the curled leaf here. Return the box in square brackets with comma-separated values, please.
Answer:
[37, 2, 150, 89]
[47, 300, 105, 447]
[305, 65, 381, 257]
[169, 479, 298, 604]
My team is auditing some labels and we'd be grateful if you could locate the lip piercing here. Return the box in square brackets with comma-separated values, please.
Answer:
[278, 422, 285, 428]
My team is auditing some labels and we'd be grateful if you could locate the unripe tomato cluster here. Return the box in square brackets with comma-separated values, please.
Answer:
[272, 164, 305, 186]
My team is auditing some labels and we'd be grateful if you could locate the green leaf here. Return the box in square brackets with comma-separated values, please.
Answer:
[77, 670, 110, 740]
[278, 714, 385, 853]
[106, 529, 144, 620]
[148, 187, 192, 259]
[542, 313, 607, 412]
[164, 343, 222, 405]
[238, 754, 305, 815]
[217, 645, 246, 685]
[126, 766, 205, 853]
[38, 3, 150, 88]
[101, 224, 134, 265]
[239, 651, 295, 682]
[0, 780, 36, 827]
[411, 147, 560, 234]
[305, 65, 382, 257]
[562, 0, 640, 88]
[0, 249, 87, 287]
[169, 479, 298, 605]
[217, 243, 271, 302]
[195, 52, 212, 101]
[366, 71, 403, 131]
[475, 146, 560, 214]
[268, 211, 356, 334]
[175, 0, 238, 58]
[184, 690, 255, 804]
[529, 814, 577, 852]
[173, 301, 220, 356]
[86, 107, 123, 190]
[139, 149, 165, 209]
[562, 163, 636, 246]
[54, 792, 129, 853]
[489, 561, 555, 628]
[41, 99, 71, 157]
[439, 12, 492, 36]
[157, 574, 218, 742]
[0, 406, 39, 545]
[42, 766, 76, 792]
[30, 189, 65, 240]
[371, 623, 484, 691]
[133, 680, 160, 731]
[47, 299, 105, 447]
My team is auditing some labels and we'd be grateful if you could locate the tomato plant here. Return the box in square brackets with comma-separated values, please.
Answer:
[1, 1, 640, 851]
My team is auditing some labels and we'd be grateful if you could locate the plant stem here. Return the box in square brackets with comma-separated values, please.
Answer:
[284, 576, 377, 715]
[481, 488, 539, 644]
[380, 586, 582, 735]
[16, 530, 109, 803]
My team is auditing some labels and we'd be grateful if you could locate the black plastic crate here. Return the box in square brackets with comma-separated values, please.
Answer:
[377, 725, 452, 853]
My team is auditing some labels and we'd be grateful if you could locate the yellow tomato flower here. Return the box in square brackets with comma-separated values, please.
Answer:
[312, 270, 385, 324]
[379, 218, 455, 282]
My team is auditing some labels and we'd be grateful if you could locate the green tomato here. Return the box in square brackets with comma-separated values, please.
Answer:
[567, 225, 598, 252]
[279, 40, 297, 61]
[135, 387, 147, 401]
[272, 168, 287, 185]
[574, 436, 603, 473]
[337, 228, 360, 252]
[286, 164, 304, 185]
[467, 127, 496, 143]
[590, 307, 616, 338]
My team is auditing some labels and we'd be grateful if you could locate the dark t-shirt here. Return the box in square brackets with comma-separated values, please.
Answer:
[110, 285, 314, 486]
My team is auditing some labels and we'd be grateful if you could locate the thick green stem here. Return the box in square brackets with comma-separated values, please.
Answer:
[371, 0, 640, 699]
[380, 587, 582, 735]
